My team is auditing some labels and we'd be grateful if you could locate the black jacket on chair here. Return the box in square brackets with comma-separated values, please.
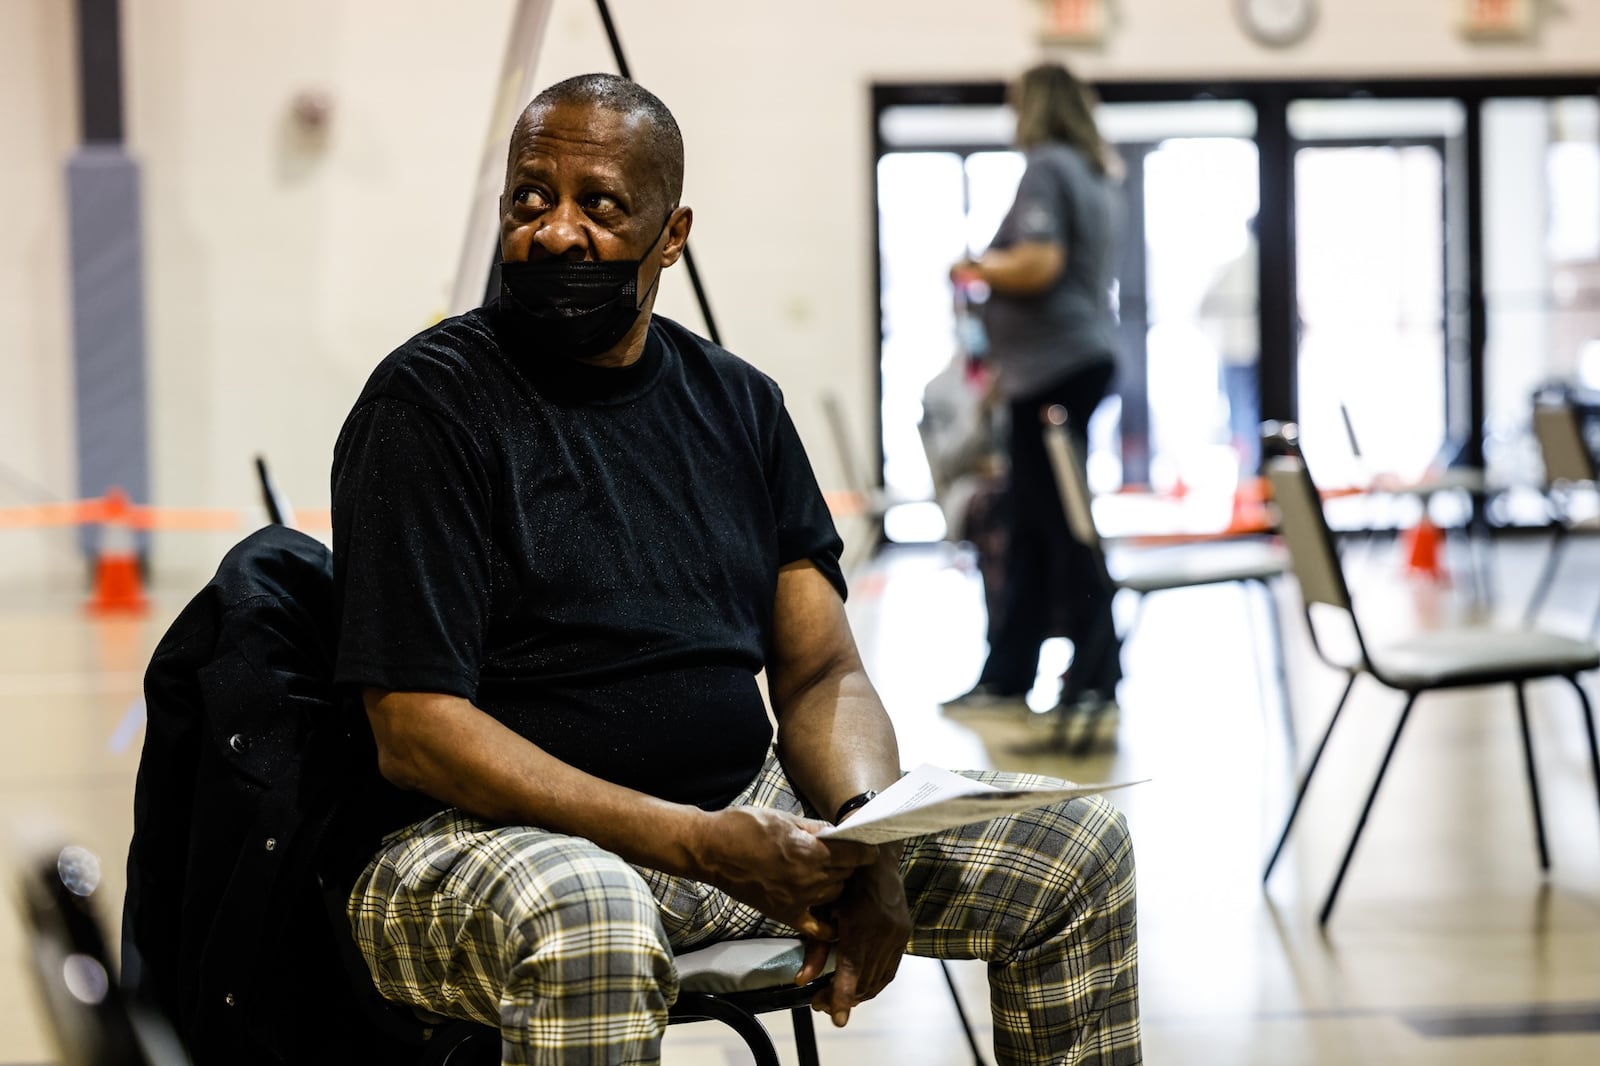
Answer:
[122, 525, 417, 1065]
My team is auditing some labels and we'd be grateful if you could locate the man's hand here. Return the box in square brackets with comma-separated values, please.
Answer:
[798, 849, 911, 1027]
[695, 807, 876, 940]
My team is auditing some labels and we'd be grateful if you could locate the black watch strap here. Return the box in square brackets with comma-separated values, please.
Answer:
[833, 790, 879, 825]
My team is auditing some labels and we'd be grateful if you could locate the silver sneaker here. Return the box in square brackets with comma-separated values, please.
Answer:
[1054, 693, 1120, 754]
[941, 683, 1029, 714]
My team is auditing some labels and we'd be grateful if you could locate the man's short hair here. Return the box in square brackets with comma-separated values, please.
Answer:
[515, 73, 685, 209]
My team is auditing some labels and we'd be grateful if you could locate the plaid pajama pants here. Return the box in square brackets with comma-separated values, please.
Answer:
[348, 752, 1141, 1066]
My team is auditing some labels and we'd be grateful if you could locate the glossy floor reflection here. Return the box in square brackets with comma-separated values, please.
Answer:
[1, 532, 1599, 1064]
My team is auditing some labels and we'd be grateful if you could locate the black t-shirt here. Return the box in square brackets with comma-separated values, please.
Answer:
[331, 305, 845, 812]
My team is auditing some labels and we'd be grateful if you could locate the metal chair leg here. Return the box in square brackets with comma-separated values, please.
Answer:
[427, 1022, 499, 1066]
[790, 1004, 820, 1066]
[938, 959, 989, 1066]
[1120, 589, 1147, 649]
[1565, 676, 1600, 847]
[1242, 578, 1267, 712]
[1320, 693, 1419, 926]
[1253, 577, 1293, 750]
[1264, 672, 1358, 883]
[1514, 682, 1550, 871]
[1523, 525, 1568, 626]
[673, 992, 781, 1066]
[1468, 495, 1496, 608]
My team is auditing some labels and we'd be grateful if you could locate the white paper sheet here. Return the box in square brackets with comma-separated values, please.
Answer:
[815, 762, 1145, 845]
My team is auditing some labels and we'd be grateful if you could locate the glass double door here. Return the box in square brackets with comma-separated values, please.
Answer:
[872, 91, 1537, 539]
[1104, 98, 1460, 498]
[873, 100, 1269, 540]
[1288, 100, 1462, 489]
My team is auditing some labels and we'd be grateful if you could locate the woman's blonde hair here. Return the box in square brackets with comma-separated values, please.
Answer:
[1012, 62, 1117, 176]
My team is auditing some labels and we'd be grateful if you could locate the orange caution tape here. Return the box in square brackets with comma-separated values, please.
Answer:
[823, 490, 866, 519]
[0, 491, 246, 533]
[138, 508, 246, 532]
[1125, 529, 1276, 547]
[0, 501, 97, 528]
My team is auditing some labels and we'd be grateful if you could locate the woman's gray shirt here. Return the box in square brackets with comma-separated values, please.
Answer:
[981, 142, 1121, 400]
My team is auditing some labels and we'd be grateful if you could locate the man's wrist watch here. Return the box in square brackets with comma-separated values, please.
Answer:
[833, 790, 879, 825]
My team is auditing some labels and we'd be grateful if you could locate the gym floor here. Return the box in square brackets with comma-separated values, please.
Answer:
[2, 530, 1598, 1064]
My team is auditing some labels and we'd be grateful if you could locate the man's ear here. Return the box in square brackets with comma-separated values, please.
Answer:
[659, 206, 694, 269]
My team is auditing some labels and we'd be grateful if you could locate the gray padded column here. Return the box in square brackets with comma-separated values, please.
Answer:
[67, 145, 149, 555]
[68, 0, 148, 556]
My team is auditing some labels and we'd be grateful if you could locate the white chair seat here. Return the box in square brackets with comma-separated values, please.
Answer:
[676, 938, 833, 996]
[1108, 541, 1286, 595]
[1372, 629, 1600, 690]
[1374, 466, 1487, 499]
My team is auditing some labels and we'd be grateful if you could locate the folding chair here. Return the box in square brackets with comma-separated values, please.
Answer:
[331, 925, 984, 1066]
[42, 834, 837, 1066]
[325, 929, 841, 1066]
[1040, 405, 1290, 747]
[22, 845, 191, 1066]
[1260, 422, 1600, 925]
[1337, 401, 1494, 602]
[253, 455, 295, 528]
[1522, 395, 1600, 629]
[819, 392, 891, 577]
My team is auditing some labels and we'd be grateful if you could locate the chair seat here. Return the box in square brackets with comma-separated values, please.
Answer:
[1372, 628, 1600, 689]
[676, 938, 830, 996]
[1109, 541, 1286, 594]
[1372, 465, 1487, 499]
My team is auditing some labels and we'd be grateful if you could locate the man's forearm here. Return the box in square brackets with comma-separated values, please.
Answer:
[367, 688, 880, 940]
[773, 666, 902, 826]
[366, 689, 712, 878]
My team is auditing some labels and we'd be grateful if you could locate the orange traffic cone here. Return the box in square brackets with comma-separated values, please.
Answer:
[1400, 516, 1448, 584]
[88, 487, 149, 615]
[1226, 476, 1272, 534]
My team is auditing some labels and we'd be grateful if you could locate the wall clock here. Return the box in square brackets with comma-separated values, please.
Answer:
[1236, 0, 1319, 47]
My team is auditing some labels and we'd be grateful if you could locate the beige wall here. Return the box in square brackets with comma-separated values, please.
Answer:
[1, 0, 78, 583]
[124, 0, 518, 574]
[3, 0, 1598, 583]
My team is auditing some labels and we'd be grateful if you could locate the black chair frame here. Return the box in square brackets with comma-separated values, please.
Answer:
[1522, 395, 1600, 632]
[1260, 424, 1600, 926]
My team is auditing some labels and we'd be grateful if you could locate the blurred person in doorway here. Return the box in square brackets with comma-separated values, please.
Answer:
[943, 61, 1124, 749]
[1200, 217, 1261, 474]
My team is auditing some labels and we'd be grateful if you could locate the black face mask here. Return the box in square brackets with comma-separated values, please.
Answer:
[498, 215, 671, 360]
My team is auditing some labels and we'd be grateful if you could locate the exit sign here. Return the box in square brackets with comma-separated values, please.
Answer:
[1459, 0, 1538, 39]
[1040, 0, 1109, 45]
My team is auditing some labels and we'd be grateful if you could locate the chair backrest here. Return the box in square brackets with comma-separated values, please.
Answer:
[1531, 401, 1596, 486]
[22, 845, 191, 1066]
[1041, 411, 1102, 552]
[819, 391, 879, 514]
[1338, 401, 1363, 461]
[255, 455, 297, 527]
[1263, 452, 1354, 615]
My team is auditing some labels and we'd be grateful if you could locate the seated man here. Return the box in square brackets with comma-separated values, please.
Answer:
[331, 72, 1140, 1066]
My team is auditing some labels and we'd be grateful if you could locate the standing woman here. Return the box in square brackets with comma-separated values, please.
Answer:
[945, 62, 1124, 745]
